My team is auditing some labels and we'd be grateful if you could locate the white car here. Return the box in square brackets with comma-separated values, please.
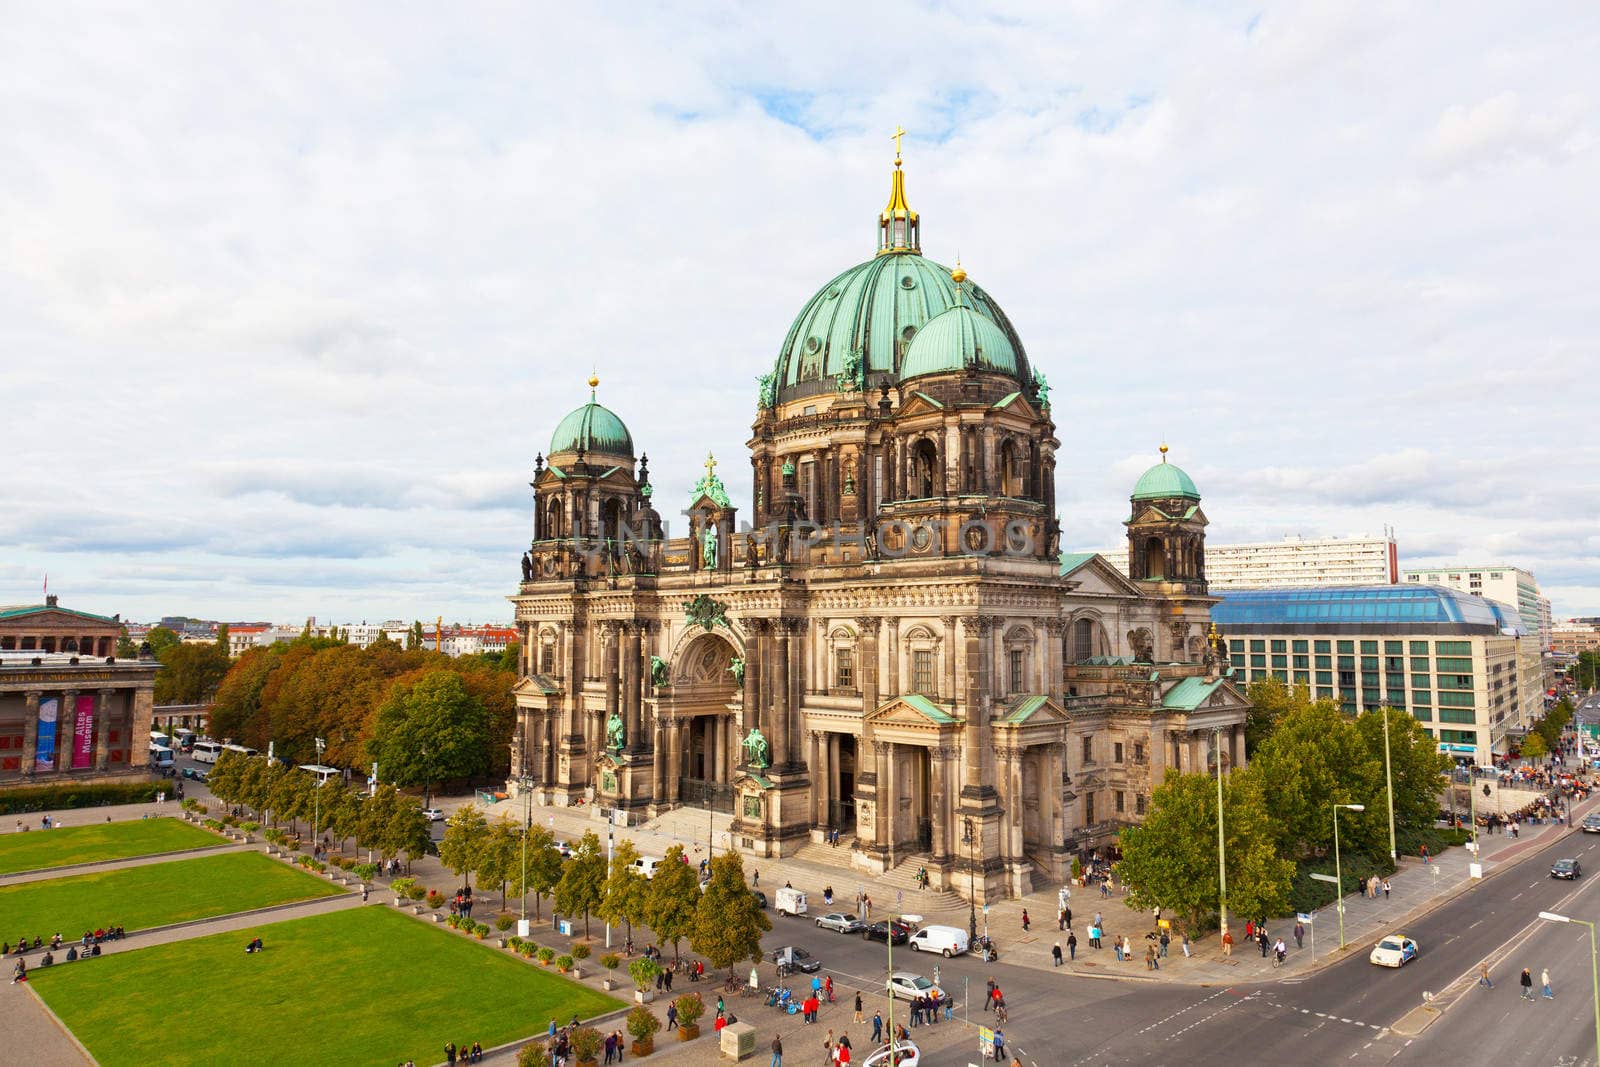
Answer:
[862, 1040, 920, 1067]
[886, 971, 943, 1002]
[815, 912, 865, 934]
[422, 807, 445, 822]
[1369, 934, 1419, 968]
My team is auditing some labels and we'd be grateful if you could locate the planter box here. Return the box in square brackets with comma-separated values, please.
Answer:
[602, 978, 617, 991]
[431, 914, 444, 923]
[631, 1040, 654, 1057]
[634, 989, 655, 1004]
[497, 938, 509, 949]
[678, 1024, 700, 1041]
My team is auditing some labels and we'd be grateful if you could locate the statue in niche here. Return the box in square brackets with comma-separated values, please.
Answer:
[728, 656, 746, 686]
[650, 655, 669, 688]
[741, 727, 770, 769]
[606, 711, 626, 752]
[520, 552, 532, 580]
[702, 525, 718, 568]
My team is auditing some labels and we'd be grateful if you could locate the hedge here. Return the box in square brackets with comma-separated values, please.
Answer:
[0, 780, 166, 815]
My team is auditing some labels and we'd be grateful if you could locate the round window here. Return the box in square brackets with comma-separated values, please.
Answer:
[805, 336, 821, 354]
[901, 275, 916, 289]
[901, 325, 917, 342]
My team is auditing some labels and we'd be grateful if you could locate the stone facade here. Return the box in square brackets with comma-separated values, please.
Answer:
[507, 155, 1248, 903]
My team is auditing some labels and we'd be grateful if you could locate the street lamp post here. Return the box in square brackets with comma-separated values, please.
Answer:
[1332, 802, 1365, 950]
[312, 736, 326, 854]
[421, 743, 431, 811]
[1382, 706, 1396, 862]
[1541, 911, 1600, 1062]
[962, 817, 977, 944]
[1213, 727, 1228, 938]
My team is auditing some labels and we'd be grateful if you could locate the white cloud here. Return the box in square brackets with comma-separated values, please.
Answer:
[1, 2, 1597, 621]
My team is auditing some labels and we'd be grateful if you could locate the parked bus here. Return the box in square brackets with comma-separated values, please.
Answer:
[297, 764, 341, 784]
[148, 744, 176, 770]
[191, 740, 225, 764]
[222, 743, 258, 759]
[150, 731, 172, 749]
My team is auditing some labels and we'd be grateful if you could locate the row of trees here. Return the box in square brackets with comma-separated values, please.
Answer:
[205, 750, 432, 865]
[436, 807, 770, 974]
[208, 632, 517, 779]
[1118, 678, 1453, 928]
[1519, 696, 1574, 760]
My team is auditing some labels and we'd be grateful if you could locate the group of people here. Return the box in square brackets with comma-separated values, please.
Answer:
[441, 1040, 483, 1064]
[6, 927, 124, 961]
[1479, 962, 1558, 1003]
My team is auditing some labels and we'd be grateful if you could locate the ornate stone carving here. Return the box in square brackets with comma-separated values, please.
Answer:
[854, 616, 882, 636]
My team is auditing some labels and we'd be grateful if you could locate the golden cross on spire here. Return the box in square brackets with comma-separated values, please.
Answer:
[891, 124, 907, 162]
[704, 451, 718, 479]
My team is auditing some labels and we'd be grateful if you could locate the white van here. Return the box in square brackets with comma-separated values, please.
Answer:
[775, 886, 808, 917]
[632, 856, 665, 880]
[907, 925, 969, 958]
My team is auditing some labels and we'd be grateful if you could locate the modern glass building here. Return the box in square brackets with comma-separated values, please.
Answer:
[1213, 585, 1543, 765]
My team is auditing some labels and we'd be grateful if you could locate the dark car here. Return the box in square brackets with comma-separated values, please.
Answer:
[863, 920, 912, 946]
[1582, 814, 1600, 834]
[1552, 858, 1582, 880]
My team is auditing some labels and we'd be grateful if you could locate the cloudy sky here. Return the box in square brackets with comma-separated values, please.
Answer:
[3, 2, 1597, 624]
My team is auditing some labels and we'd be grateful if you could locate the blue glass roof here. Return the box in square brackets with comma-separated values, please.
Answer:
[1213, 585, 1514, 632]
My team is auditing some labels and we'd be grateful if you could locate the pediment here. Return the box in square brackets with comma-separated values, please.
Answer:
[989, 391, 1037, 420]
[513, 675, 562, 697]
[895, 392, 945, 419]
[867, 695, 960, 730]
[996, 694, 1072, 727]
[1060, 555, 1145, 598]
[0, 608, 118, 631]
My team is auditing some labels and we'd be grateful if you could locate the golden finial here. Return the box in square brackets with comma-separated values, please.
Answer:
[587, 371, 600, 389]
[1159, 443, 1169, 462]
[891, 124, 906, 164]
[704, 451, 718, 478]
[951, 256, 966, 286]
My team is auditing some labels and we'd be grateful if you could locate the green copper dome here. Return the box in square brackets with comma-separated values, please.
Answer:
[549, 397, 634, 458]
[1131, 456, 1200, 501]
[899, 303, 1020, 381]
[771, 253, 1028, 403]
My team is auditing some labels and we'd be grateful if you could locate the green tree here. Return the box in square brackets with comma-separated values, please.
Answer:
[366, 670, 490, 792]
[239, 756, 271, 817]
[691, 850, 770, 976]
[598, 839, 651, 944]
[322, 782, 362, 852]
[1574, 652, 1600, 692]
[518, 824, 564, 921]
[440, 804, 489, 888]
[154, 641, 232, 704]
[1117, 769, 1294, 930]
[1522, 731, 1549, 760]
[215, 623, 230, 652]
[644, 844, 700, 961]
[477, 818, 523, 908]
[1353, 708, 1452, 841]
[1243, 675, 1305, 756]
[145, 626, 181, 656]
[115, 626, 137, 659]
[408, 621, 424, 651]
[1249, 698, 1382, 858]
[386, 797, 433, 871]
[207, 749, 246, 805]
[555, 830, 606, 939]
[269, 768, 314, 835]
[359, 784, 400, 861]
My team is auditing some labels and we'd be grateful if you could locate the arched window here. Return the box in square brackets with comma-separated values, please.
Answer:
[546, 499, 564, 540]
[1144, 537, 1165, 580]
[600, 498, 623, 542]
[1073, 618, 1097, 662]
[913, 440, 940, 499]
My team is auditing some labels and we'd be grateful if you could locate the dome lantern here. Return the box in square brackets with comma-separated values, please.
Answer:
[877, 126, 920, 257]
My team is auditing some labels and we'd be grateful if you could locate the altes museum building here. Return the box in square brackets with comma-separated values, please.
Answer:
[509, 148, 1249, 902]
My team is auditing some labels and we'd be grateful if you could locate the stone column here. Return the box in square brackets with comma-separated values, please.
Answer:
[828, 733, 842, 827]
[771, 621, 792, 769]
[60, 689, 79, 771]
[886, 622, 900, 696]
[742, 621, 763, 736]
[666, 718, 683, 804]
[94, 689, 114, 771]
[959, 618, 993, 793]
[941, 615, 958, 701]
[930, 746, 950, 864]
[856, 617, 881, 714]
[624, 624, 644, 755]
[20, 691, 41, 778]
[810, 731, 826, 827]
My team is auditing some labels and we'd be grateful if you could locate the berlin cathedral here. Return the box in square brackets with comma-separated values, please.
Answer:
[509, 145, 1249, 903]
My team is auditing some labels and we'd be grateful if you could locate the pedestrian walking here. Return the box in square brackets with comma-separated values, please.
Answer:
[1145, 943, 1158, 970]
[871, 1012, 883, 1044]
[1293, 921, 1304, 950]
[1258, 930, 1270, 958]
[854, 990, 863, 1023]
[1021, 909, 1030, 932]
[1052, 941, 1063, 967]
[1542, 968, 1554, 999]
[1058, 909, 1066, 931]
[984, 977, 995, 1012]
[1222, 930, 1233, 957]
[1181, 932, 1191, 958]
[361, 884, 369, 903]
[1383, 879, 1391, 900]
[1478, 962, 1493, 989]
[1068, 930, 1078, 961]
[770, 1034, 782, 1067]
[1422, 844, 1430, 865]
[1521, 968, 1535, 1001]
[1159, 930, 1169, 958]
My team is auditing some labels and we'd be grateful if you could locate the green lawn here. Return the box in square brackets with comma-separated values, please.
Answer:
[32, 905, 623, 1066]
[0, 851, 344, 937]
[0, 817, 221, 875]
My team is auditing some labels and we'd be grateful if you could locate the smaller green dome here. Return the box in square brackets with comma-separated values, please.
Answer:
[549, 398, 634, 458]
[899, 304, 1020, 382]
[1132, 457, 1200, 501]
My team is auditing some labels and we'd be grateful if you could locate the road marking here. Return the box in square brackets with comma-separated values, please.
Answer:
[1512, 891, 1525, 900]
[1468, 919, 1484, 930]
